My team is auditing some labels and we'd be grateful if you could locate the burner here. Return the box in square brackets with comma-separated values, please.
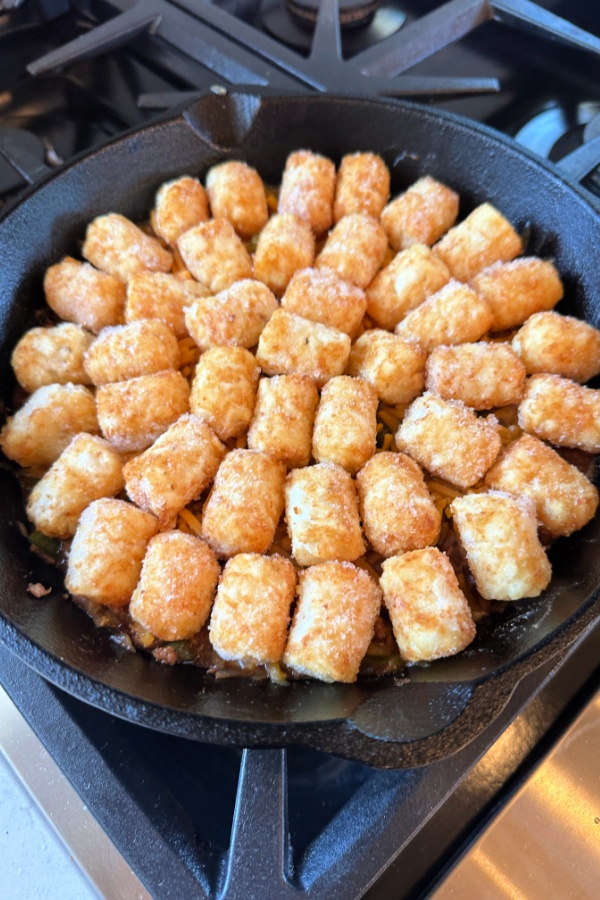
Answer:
[286, 0, 382, 30]
[261, 0, 405, 55]
[513, 101, 600, 163]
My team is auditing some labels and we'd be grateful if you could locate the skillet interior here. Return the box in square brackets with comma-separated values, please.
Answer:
[1, 92, 599, 767]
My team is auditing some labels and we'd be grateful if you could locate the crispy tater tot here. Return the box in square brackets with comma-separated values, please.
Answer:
[123, 414, 225, 527]
[471, 257, 564, 332]
[26, 434, 123, 538]
[11, 323, 93, 393]
[380, 548, 475, 662]
[184, 279, 278, 351]
[96, 370, 189, 453]
[283, 561, 381, 683]
[356, 452, 441, 557]
[190, 346, 259, 441]
[247, 374, 319, 468]
[44, 258, 126, 333]
[277, 150, 336, 235]
[129, 532, 220, 641]
[433, 202, 522, 282]
[394, 280, 494, 352]
[426, 342, 526, 409]
[177, 218, 253, 292]
[518, 373, 600, 453]
[202, 449, 286, 558]
[65, 498, 158, 608]
[333, 152, 390, 222]
[0, 383, 98, 468]
[126, 272, 209, 338]
[312, 375, 378, 474]
[450, 490, 552, 600]
[396, 392, 502, 489]
[315, 213, 387, 288]
[284, 462, 365, 566]
[381, 176, 460, 251]
[485, 433, 599, 538]
[365, 243, 451, 330]
[82, 213, 173, 281]
[512, 310, 600, 383]
[206, 160, 269, 239]
[281, 266, 366, 338]
[346, 329, 427, 405]
[152, 176, 210, 246]
[84, 320, 180, 385]
[209, 553, 297, 665]
[256, 309, 351, 388]
[253, 214, 315, 296]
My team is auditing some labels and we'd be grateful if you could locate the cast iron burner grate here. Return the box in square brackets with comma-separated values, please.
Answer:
[25, 0, 600, 103]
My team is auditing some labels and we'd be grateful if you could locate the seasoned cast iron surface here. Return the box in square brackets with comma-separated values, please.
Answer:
[1, 93, 599, 766]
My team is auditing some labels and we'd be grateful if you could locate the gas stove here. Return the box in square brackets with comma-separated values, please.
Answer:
[1, 2, 600, 898]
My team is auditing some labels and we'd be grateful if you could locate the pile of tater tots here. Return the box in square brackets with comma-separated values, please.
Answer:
[2, 149, 600, 684]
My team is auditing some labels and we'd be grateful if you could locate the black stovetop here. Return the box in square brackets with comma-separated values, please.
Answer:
[2, 1, 600, 897]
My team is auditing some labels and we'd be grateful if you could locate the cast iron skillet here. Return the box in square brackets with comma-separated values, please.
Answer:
[1, 91, 599, 768]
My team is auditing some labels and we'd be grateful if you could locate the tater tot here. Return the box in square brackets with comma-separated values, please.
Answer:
[312, 375, 378, 474]
[356, 452, 441, 557]
[129, 532, 220, 641]
[124, 414, 225, 527]
[201, 449, 286, 558]
[394, 280, 494, 352]
[177, 218, 253, 292]
[365, 243, 450, 330]
[125, 272, 209, 338]
[84, 320, 179, 385]
[425, 342, 526, 409]
[256, 309, 351, 388]
[433, 202, 522, 282]
[518, 373, 600, 453]
[184, 279, 278, 351]
[315, 213, 387, 288]
[512, 311, 600, 383]
[206, 160, 269, 239]
[284, 462, 365, 566]
[44, 257, 126, 333]
[65, 498, 158, 608]
[0, 383, 98, 468]
[247, 374, 319, 469]
[152, 176, 210, 246]
[283, 561, 381, 683]
[381, 176, 460, 252]
[333, 152, 390, 222]
[26, 434, 124, 538]
[209, 553, 297, 665]
[450, 491, 552, 601]
[11, 323, 93, 393]
[471, 257, 563, 332]
[253, 214, 315, 296]
[96, 369, 189, 453]
[190, 346, 259, 441]
[277, 150, 336, 235]
[82, 213, 173, 281]
[281, 266, 366, 338]
[380, 548, 475, 663]
[485, 433, 599, 538]
[346, 329, 427, 405]
[396, 392, 502, 489]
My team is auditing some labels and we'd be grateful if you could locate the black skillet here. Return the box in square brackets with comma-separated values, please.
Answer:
[1, 91, 599, 768]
